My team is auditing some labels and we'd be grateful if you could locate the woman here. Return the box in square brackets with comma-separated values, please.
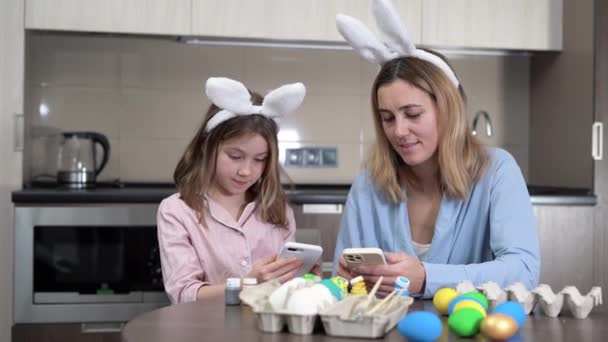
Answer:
[333, 0, 540, 298]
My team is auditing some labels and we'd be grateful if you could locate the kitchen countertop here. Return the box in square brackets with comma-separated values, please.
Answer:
[12, 183, 596, 206]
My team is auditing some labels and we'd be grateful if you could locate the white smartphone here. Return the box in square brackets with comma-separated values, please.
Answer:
[278, 242, 323, 278]
[342, 247, 387, 269]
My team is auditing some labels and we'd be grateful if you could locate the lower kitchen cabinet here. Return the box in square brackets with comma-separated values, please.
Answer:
[534, 205, 596, 291]
[13, 324, 121, 342]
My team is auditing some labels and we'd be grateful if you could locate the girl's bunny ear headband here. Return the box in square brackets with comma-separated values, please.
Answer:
[336, 0, 459, 88]
[204, 77, 306, 132]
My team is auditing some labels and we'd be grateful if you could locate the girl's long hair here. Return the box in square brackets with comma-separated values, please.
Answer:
[174, 92, 288, 227]
[368, 52, 488, 202]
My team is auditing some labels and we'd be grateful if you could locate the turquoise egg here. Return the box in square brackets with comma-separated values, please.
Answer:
[447, 296, 485, 315]
[492, 301, 526, 328]
[398, 311, 442, 342]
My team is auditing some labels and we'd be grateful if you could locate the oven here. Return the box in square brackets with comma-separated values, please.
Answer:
[14, 205, 169, 323]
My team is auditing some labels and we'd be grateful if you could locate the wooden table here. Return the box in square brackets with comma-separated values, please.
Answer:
[122, 295, 607, 341]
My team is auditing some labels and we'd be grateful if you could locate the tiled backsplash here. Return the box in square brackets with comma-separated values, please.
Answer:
[24, 32, 530, 184]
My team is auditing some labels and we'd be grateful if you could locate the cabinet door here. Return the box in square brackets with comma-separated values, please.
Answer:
[422, 0, 562, 50]
[25, 0, 191, 35]
[1, 0, 24, 340]
[192, 0, 422, 43]
[534, 206, 595, 291]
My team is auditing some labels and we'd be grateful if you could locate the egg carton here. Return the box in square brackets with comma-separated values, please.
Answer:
[240, 281, 414, 336]
[455, 280, 603, 319]
[239, 279, 322, 335]
[319, 294, 414, 338]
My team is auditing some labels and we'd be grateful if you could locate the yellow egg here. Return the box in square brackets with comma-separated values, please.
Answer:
[433, 288, 459, 315]
[481, 314, 518, 340]
[453, 299, 487, 317]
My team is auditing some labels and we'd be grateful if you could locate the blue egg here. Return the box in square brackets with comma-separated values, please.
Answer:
[447, 296, 485, 315]
[398, 311, 442, 342]
[492, 301, 526, 328]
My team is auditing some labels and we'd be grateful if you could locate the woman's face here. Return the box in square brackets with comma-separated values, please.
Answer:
[213, 133, 268, 197]
[377, 79, 439, 169]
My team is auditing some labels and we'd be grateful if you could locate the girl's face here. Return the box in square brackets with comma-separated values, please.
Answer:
[377, 79, 439, 169]
[213, 133, 268, 197]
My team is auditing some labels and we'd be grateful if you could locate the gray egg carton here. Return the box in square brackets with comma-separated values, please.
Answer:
[240, 281, 414, 337]
[319, 294, 414, 338]
[456, 280, 603, 319]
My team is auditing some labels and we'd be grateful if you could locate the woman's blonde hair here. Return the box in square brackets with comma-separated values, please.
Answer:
[174, 92, 289, 228]
[368, 51, 488, 202]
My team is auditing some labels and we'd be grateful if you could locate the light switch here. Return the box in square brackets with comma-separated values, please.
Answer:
[302, 148, 321, 166]
[321, 148, 338, 167]
[285, 148, 303, 166]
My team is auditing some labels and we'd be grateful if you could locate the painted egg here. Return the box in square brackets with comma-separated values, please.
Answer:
[481, 313, 519, 340]
[460, 291, 489, 310]
[433, 288, 459, 315]
[492, 301, 526, 328]
[448, 296, 485, 315]
[453, 299, 487, 317]
[447, 308, 485, 337]
[398, 311, 443, 342]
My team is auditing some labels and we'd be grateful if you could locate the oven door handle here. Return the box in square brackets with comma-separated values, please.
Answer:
[81, 322, 125, 333]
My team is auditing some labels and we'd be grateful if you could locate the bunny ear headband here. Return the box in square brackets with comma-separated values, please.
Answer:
[336, 0, 459, 88]
[204, 77, 306, 132]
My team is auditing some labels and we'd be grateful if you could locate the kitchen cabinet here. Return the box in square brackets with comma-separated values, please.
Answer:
[421, 0, 562, 50]
[592, 0, 608, 292]
[1, 0, 24, 340]
[529, 0, 594, 190]
[534, 206, 595, 291]
[191, 0, 422, 43]
[25, 0, 191, 35]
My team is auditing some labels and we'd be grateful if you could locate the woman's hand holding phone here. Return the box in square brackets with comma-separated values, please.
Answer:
[341, 251, 426, 297]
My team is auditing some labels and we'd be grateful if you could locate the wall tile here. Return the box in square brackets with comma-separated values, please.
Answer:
[279, 95, 362, 144]
[242, 47, 363, 96]
[119, 138, 188, 182]
[23, 34, 531, 186]
[120, 39, 244, 90]
[26, 85, 121, 139]
[26, 33, 121, 87]
[120, 89, 203, 139]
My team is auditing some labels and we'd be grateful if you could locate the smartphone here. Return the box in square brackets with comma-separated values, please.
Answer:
[342, 247, 387, 269]
[278, 242, 323, 278]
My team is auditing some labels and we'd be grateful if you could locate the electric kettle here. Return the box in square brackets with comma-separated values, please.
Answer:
[57, 132, 110, 188]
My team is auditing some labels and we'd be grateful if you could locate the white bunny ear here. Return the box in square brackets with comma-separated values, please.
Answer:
[336, 14, 396, 64]
[372, 0, 416, 55]
[204, 110, 237, 132]
[261, 83, 306, 118]
[413, 50, 460, 87]
[205, 77, 255, 114]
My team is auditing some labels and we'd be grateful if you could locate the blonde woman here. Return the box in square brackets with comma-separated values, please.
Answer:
[333, 0, 540, 298]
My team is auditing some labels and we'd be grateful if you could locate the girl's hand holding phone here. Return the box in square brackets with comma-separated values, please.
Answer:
[246, 254, 304, 284]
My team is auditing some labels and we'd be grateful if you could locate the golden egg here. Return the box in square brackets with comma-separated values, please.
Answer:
[481, 314, 519, 340]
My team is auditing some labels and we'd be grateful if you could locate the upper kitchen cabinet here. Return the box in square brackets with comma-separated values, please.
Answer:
[421, 0, 563, 50]
[191, 0, 422, 43]
[25, 0, 191, 35]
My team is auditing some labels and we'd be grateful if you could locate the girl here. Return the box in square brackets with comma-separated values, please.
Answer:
[333, 0, 540, 298]
[158, 77, 307, 303]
